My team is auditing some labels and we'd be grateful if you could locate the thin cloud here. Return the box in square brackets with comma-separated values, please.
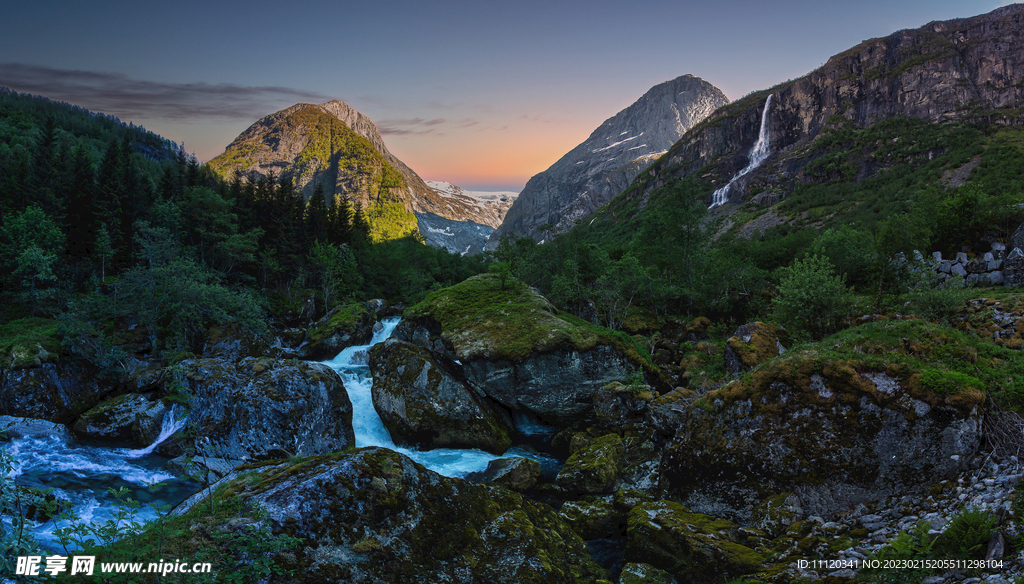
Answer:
[378, 116, 479, 136]
[0, 63, 331, 122]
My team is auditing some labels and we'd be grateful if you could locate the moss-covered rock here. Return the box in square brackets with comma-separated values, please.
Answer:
[619, 562, 679, 584]
[402, 274, 653, 427]
[0, 359, 111, 424]
[471, 456, 541, 491]
[368, 338, 513, 454]
[559, 499, 626, 539]
[203, 322, 274, 360]
[557, 433, 626, 495]
[625, 501, 765, 583]
[185, 447, 609, 583]
[178, 356, 353, 461]
[593, 382, 653, 433]
[748, 492, 804, 538]
[300, 303, 377, 360]
[71, 393, 168, 445]
[724, 322, 788, 375]
[659, 345, 983, 520]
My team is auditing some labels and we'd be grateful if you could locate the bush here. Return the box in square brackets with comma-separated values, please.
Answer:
[772, 254, 851, 340]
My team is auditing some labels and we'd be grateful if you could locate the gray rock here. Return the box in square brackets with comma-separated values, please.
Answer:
[987, 271, 1005, 285]
[984, 252, 995, 262]
[559, 499, 625, 539]
[0, 360, 110, 424]
[556, 433, 626, 494]
[369, 339, 513, 454]
[71, 393, 168, 445]
[956, 252, 969, 263]
[992, 242, 1006, 251]
[619, 562, 679, 584]
[0, 415, 72, 442]
[932, 251, 943, 261]
[471, 457, 541, 491]
[940, 260, 952, 273]
[952, 263, 967, 277]
[178, 357, 354, 461]
[749, 492, 804, 538]
[415, 211, 495, 256]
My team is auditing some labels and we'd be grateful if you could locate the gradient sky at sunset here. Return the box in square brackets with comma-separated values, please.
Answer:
[0, 0, 1014, 190]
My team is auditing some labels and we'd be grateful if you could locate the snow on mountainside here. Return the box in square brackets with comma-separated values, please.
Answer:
[415, 182, 519, 255]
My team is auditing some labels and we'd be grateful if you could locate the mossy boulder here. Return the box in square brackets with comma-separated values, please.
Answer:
[300, 303, 377, 360]
[471, 456, 542, 491]
[203, 322, 275, 360]
[625, 501, 765, 583]
[178, 357, 353, 461]
[0, 359, 111, 424]
[660, 353, 983, 520]
[556, 433, 626, 495]
[404, 274, 645, 427]
[748, 492, 804, 538]
[619, 562, 679, 584]
[368, 338, 513, 454]
[724, 322, 787, 375]
[71, 393, 169, 445]
[191, 447, 609, 583]
[559, 499, 626, 539]
[593, 382, 653, 433]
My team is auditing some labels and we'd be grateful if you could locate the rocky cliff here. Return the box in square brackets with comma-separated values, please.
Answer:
[630, 4, 1024, 208]
[489, 75, 728, 246]
[416, 181, 519, 254]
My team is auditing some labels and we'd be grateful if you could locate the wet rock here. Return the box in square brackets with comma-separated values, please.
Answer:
[177, 356, 353, 461]
[625, 501, 764, 582]
[0, 359, 110, 424]
[470, 457, 541, 491]
[557, 434, 626, 495]
[299, 303, 378, 360]
[71, 393, 168, 445]
[369, 339, 513, 454]
[0, 415, 72, 442]
[183, 447, 609, 583]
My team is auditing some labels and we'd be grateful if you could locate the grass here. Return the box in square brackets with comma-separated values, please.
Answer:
[0, 317, 61, 367]
[405, 273, 655, 369]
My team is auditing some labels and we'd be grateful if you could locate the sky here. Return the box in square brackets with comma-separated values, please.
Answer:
[0, 0, 1015, 191]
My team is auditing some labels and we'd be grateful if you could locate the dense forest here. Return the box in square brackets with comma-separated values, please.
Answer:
[0, 89, 486, 363]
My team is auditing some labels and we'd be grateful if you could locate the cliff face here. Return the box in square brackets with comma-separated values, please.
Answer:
[635, 4, 1024, 206]
[489, 75, 728, 246]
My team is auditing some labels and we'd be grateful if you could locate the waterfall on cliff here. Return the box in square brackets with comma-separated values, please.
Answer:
[709, 94, 774, 208]
[322, 318, 558, 478]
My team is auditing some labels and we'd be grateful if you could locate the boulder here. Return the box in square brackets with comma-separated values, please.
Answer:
[559, 499, 625, 539]
[748, 492, 804, 538]
[402, 274, 641, 428]
[368, 338, 513, 454]
[619, 563, 679, 584]
[593, 382, 653, 432]
[202, 322, 275, 360]
[723, 322, 787, 375]
[659, 359, 983, 520]
[1012, 223, 1024, 253]
[71, 393, 168, 445]
[299, 303, 378, 360]
[470, 457, 541, 491]
[556, 433, 626, 495]
[625, 501, 765, 583]
[181, 447, 609, 583]
[0, 416, 72, 442]
[178, 357, 353, 461]
[0, 359, 110, 424]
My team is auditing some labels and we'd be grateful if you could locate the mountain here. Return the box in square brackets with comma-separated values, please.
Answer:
[621, 4, 1024, 211]
[487, 75, 728, 247]
[416, 181, 518, 255]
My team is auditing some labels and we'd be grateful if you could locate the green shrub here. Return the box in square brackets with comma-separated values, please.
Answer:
[773, 255, 852, 340]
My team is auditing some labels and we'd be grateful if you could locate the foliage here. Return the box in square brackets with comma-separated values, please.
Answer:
[859, 520, 935, 584]
[0, 449, 51, 582]
[772, 255, 851, 340]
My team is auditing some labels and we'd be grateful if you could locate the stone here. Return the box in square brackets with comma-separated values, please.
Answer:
[559, 499, 626, 539]
[723, 322, 787, 375]
[952, 263, 967, 277]
[202, 322, 274, 360]
[748, 492, 804, 538]
[0, 415, 72, 442]
[470, 457, 541, 491]
[299, 303, 378, 361]
[932, 251, 943, 261]
[369, 339, 513, 454]
[625, 501, 764, 583]
[987, 271, 1005, 285]
[619, 562, 679, 584]
[175, 447, 610, 582]
[71, 393, 169, 446]
[984, 252, 995, 262]
[940, 260, 952, 274]
[556, 433, 626, 495]
[0, 359, 110, 424]
[956, 252, 969, 264]
[992, 242, 1006, 252]
[178, 357, 354, 461]
[593, 382, 652, 432]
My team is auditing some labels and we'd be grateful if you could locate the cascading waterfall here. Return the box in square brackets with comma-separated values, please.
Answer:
[322, 317, 559, 478]
[2, 406, 195, 551]
[709, 94, 774, 208]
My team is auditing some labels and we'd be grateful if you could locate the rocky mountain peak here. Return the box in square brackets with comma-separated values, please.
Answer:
[488, 74, 728, 246]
